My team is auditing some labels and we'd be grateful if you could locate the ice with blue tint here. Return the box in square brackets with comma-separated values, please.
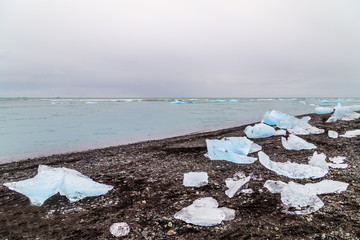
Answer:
[206, 137, 258, 164]
[183, 172, 208, 187]
[264, 180, 348, 215]
[281, 134, 317, 150]
[258, 151, 327, 179]
[315, 107, 333, 115]
[244, 123, 276, 139]
[326, 103, 360, 122]
[229, 99, 238, 102]
[321, 100, 330, 103]
[171, 100, 186, 104]
[3, 165, 113, 206]
[299, 101, 307, 105]
[174, 197, 235, 226]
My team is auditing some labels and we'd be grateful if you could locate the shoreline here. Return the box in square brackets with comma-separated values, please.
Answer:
[1, 112, 359, 239]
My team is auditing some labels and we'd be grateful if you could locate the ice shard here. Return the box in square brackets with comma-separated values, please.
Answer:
[244, 123, 276, 139]
[225, 172, 251, 198]
[183, 172, 208, 187]
[281, 134, 317, 150]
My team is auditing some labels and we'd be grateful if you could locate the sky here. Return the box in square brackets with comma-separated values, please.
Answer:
[0, 0, 360, 98]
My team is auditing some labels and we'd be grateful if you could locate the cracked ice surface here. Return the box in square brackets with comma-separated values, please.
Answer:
[244, 123, 276, 139]
[3, 165, 113, 206]
[258, 151, 327, 179]
[281, 134, 317, 150]
[183, 172, 208, 187]
[225, 172, 251, 198]
[174, 197, 235, 226]
[264, 180, 348, 215]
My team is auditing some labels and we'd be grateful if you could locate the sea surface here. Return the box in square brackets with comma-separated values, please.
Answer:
[1, 97, 359, 163]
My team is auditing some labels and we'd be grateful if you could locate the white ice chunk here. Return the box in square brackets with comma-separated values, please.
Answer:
[258, 151, 327, 179]
[3, 165, 113, 206]
[328, 130, 338, 138]
[244, 123, 276, 139]
[274, 130, 287, 136]
[264, 180, 348, 215]
[183, 172, 208, 187]
[225, 172, 251, 198]
[308, 152, 328, 171]
[328, 163, 348, 169]
[340, 129, 360, 138]
[249, 142, 262, 153]
[329, 156, 346, 164]
[110, 222, 130, 237]
[326, 103, 359, 122]
[281, 134, 317, 150]
[174, 197, 235, 226]
[315, 107, 333, 115]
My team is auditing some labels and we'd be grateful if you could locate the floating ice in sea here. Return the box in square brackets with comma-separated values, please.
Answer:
[244, 123, 276, 139]
[229, 99, 238, 102]
[281, 134, 317, 150]
[215, 99, 226, 102]
[258, 151, 327, 179]
[174, 197, 235, 226]
[225, 172, 251, 198]
[315, 107, 333, 115]
[206, 137, 258, 164]
[110, 222, 130, 237]
[340, 129, 360, 138]
[321, 100, 330, 103]
[3, 165, 113, 206]
[183, 172, 208, 187]
[299, 101, 307, 105]
[264, 180, 348, 215]
[328, 130, 338, 138]
[171, 100, 186, 104]
[326, 103, 360, 122]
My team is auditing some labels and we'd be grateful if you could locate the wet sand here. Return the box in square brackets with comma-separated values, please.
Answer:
[1, 113, 359, 239]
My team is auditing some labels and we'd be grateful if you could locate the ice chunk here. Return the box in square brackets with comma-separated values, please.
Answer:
[299, 101, 307, 105]
[110, 222, 130, 237]
[281, 134, 317, 150]
[274, 129, 287, 136]
[249, 142, 262, 153]
[321, 100, 329, 103]
[264, 180, 348, 215]
[183, 172, 208, 187]
[340, 129, 360, 138]
[171, 100, 186, 104]
[329, 156, 346, 164]
[326, 103, 360, 122]
[206, 137, 257, 164]
[328, 163, 348, 169]
[225, 172, 251, 198]
[328, 130, 338, 138]
[308, 152, 328, 171]
[174, 197, 235, 226]
[315, 107, 333, 115]
[3, 165, 113, 206]
[244, 123, 276, 139]
[258, 151, 327, 179]
[229, 99, 238, 102]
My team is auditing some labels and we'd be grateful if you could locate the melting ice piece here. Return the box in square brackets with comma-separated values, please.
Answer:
[183, 172, 208, 187]
[308, 152, 328, 171]
[249, 142, 262, 153]
[340, 129, 360, 138]
[244, 123, 276, 139]
[328, 156, 348, 169]
[315, 107, 333, 115]
[326, 103, 360, 122]
[3, 165, 113, 206]
[206, 137, 257, 164]
[281, 134, 317, 150]
[258, 151, 327, 179]
[174, 197, 235, 226]
[264, 180, 348, 215]
[229, 99, 238, 102]
[110, 222, 130, 237]
[225, 172, 251, 198]
[329, 156, 346, 164]
[328, 130, 338, 138]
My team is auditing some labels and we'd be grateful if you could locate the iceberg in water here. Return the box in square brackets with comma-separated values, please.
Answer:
[183, 172, 208, 187]
[315, 107, 333, 115]
[244, 123, 276, 139]
[281, 134, 317, 150]
[229, 99, 238, 103]
[3, 165, 113, 206]
[174, 197, 235, 226]
[225, 172, 251, 198]
[340, 129, 360, 138]
[264, 180, 348, 215]
[258, 151, 327, 179]
[205, 137, 259, 164]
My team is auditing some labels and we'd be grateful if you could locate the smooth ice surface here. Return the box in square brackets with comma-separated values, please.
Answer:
[264, 180, 348, 215]
[183, 172, 208, 187]
[244, 123, 276, 139]
[328, 130, 338, 138]
[174, 197, 235, 226]
[3, 165, 113, 206]
[225, 172, 251, 198]
[258, 151, 327, 179]
[281, 134, 317, 150]
[315, 107, 333, 115]
[110, 222, 130, 237]
[249, 143, 262, 154]
[340, 129, 360, 138]
[206, 137, 257, 164]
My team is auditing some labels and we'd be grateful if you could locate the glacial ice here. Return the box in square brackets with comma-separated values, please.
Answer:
[244, 123, 276, 139]
[328, 130, 338, 138]
[225, 172, 251, 198]
[315, 107, 333, 115]
[174, 197, 235, 226]
[281, 134, 317, 150]
[3, 165, 113, 206]
[206, 137, 258, 164]
[229, 99, 238, 102]
[258, 151, 327, 179]
[308, 152, 328, 171]
[110, 222, 130, 237]
[183, 172, 208, 187]
[340, 129, 360, 138]
[326, 103, 360, 122]
[264, 180, 348, 215]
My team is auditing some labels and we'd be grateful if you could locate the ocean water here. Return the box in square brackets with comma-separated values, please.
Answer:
[1, 97, 359, 163]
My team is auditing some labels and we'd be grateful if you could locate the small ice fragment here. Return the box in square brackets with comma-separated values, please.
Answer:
[274, 129, 287, 136]
[315, 107, 333, 115]
[328, 130, 338, 138]
[328, 163, 348, 169]
[225, 172, 251, 198]
[240, 188, 254, 194]
[281, 135, 317, 150]
[244, 123, 276, 139]
[174, 197, 235, 226]
[308, 152, 328, 171]
[329, 156, 346, 164]
[340, 129, 360, 138]
[183, 172, 208, 187]
[258, 151, 327, 179]
[249, 143, 262, 153]
[110, 222, 130, 237]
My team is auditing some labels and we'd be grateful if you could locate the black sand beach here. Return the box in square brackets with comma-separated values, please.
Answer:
[1, 113, 359, 239]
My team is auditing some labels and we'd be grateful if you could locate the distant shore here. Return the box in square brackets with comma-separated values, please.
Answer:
[1, 112, 359, 239]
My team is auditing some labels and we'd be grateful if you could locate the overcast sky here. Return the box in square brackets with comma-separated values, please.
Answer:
[1, 0, 359, 98]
